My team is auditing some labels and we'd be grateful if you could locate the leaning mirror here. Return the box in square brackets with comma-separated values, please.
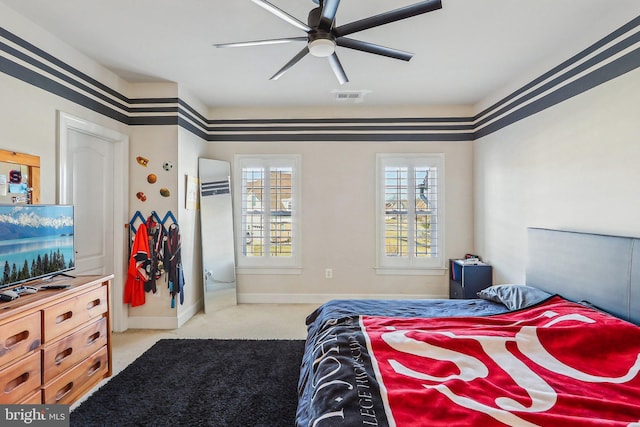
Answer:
[199, 158, 237, 312]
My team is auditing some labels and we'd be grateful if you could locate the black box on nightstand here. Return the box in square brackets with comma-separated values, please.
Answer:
[449, 258, 492, 299]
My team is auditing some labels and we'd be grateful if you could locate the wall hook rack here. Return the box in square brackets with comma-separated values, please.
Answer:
[129, 210, 177, 234]
[128, 210, 178, 253]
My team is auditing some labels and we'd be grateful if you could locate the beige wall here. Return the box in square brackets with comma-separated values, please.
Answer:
[0, 72, 129, 202]
[0, 5, 207, 328]
[126, 125, 179, 327]
[473, 69, 640, 285]
[207, 139, 474, 302]
[4, 0, 638, 319]
[177, 127, 208, 322]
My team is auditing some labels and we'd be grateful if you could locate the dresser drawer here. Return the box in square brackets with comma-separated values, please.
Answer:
[0, 311, 41, 368]
[18, 389, 42, 404]
[0, 351, 41, 404]
[43, 346, 108, 405]
[43, 286, 107, 343]
[42, 317, 107, 383]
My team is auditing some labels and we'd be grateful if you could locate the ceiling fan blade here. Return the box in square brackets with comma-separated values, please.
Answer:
[336, 37, 413, 61]
[252, 0, 311, 33]
[327, 53, 349, 85]
[334, 0, 442, 37]
[214, 37, 307, 49]
[319, 0, 340, 29]
[270, 46, 310, 80]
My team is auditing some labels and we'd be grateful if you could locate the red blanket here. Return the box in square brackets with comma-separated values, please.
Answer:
[362, 296, 640, 426]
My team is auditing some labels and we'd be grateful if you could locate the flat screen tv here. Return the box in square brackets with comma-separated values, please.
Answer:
[0, 204, 75, 289]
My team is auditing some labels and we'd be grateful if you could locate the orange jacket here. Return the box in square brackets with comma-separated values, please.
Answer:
[123, 223, 150, 307]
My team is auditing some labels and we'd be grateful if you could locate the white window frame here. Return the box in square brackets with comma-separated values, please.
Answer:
[375, 153, 445, 275]
[234, 154, 302, 274]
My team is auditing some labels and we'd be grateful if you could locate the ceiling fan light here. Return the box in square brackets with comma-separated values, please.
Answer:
[309, 38, 336, 57]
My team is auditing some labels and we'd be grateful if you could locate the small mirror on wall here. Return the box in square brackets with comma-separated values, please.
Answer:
[0, 149, 40, 204]
[199, 158, 237, 312]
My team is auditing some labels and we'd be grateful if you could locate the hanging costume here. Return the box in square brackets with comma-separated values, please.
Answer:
[124, 222, 151, 307]
[145, 214, 165, 293]
[164, 223, 185, 308]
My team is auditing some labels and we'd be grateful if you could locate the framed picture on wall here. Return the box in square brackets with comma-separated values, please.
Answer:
[185, 174, 199, 210]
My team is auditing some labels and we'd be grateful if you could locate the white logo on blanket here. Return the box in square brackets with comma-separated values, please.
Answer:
[380, 310, 640, 427]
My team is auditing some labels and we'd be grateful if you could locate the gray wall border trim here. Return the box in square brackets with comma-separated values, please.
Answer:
[475, 47, 640, 139]
[474, 15, 640, 122]
[1, 15, 639, 142]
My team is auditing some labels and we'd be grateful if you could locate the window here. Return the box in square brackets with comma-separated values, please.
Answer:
[376, 154, 445, 273]
[235, 155, 301, 272]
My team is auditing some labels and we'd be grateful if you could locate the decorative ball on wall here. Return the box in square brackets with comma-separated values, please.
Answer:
[160, 188, 170, 197]
[147, 174, 157, 184]
[136, 191, 147, 202]
[162, 161, 173, 171]
[136, 156, 149, 167]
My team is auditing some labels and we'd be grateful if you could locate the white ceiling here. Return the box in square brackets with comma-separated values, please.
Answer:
[2, 0, 639, 108]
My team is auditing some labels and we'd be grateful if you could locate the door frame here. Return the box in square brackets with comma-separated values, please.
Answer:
[57, 111, 129, 332]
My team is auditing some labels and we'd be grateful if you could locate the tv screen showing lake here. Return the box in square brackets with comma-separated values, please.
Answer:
[0, 205, 75, 286]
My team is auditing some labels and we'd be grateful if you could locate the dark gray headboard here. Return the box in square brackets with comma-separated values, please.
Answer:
[526, 228, 639, 325]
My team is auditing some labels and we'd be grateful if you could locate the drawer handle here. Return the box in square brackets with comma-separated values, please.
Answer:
[5, 330, 29, 348]
[5, 372, 29, 393]
[88, 360, 102, 377]
[56, 311, 73, 324]
[87, 331, 101, 345]
[55, 347, 73, 365]
[87, 299, 101, 310]
[55, 382, 73, 402]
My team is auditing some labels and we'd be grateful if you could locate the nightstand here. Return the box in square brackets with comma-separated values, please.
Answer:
[449, 259, 492, 299]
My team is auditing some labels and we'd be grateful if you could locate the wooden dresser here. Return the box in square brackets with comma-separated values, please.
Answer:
[0, 275, 112, 404]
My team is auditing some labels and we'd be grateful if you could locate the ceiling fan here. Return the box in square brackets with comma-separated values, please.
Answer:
[214, 0, 442, 84]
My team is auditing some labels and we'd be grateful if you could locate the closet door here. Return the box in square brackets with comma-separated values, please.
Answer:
[63, 129, 114, 276]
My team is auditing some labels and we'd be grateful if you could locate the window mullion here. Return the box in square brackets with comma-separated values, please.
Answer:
[264, 165, 271, 259]
[236, 154, 300, 270]
[407, 166, 416, 265]
[376, 153, 444, 272]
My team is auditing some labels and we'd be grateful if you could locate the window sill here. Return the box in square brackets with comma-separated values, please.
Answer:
[375, 267, 446, 276]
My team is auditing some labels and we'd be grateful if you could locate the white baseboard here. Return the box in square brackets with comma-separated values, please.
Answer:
[127, 295, 449, 328]
[177, 300, 202, 328]
[126, 315, 179, 330]
[237, 293, 448, 304]
[126, 300, 202, 330]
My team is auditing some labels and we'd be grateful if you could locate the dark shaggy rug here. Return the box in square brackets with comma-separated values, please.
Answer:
[71, 339, 306, 427]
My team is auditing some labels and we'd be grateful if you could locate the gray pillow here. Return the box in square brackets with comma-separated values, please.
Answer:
[477, 284, 553, 310]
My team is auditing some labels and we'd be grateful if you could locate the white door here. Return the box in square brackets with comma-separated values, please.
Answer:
[65, 129, 114, 275]
[58, 112, 129, 332]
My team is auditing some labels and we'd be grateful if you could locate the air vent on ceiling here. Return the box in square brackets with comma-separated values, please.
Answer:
[332, 90, 371, 103]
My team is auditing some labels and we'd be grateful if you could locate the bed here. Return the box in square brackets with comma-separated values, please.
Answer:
[296, 228, 640, 426]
